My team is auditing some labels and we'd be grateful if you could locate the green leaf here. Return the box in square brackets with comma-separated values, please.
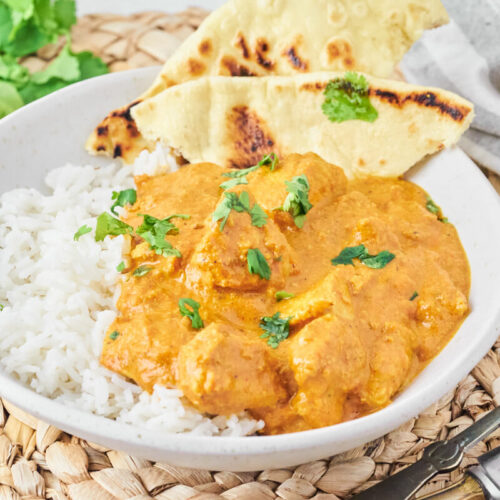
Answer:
[283, 174, 313, 228]
[212, 191, 267, 231]
[219, 177, 248, 191]
[110, 188, 136, 215]
[18, 76, 66, 104]
[322, 72, 378, 123]
[178, 298, 204, 329]
[30, 43, 79, 83]
[3, 17, 52, 57]
[75, 50, 108, 79]
[275, 291, 295, 301]
[109, 330, 119, 340]
[331, 244, 395, 269]
[95, 212, 133, 242]
[116, 261, 125, 272]
[410, 291, 419, 301]
[0, 304, 4, 311]
[73, 224, 92, 241]
[133, 265, 152, 277]
[425, 196, 449, 223]
[0, 4, 13, 48]
[260, 312, 292, 349]
[0, 53, 29, 84]
[53, 0, 75, 30]
[0, 80, 23, 117]
[135, 213, 189, 258]
[247, 248, 271, 280]
[361, 250, 395, 269]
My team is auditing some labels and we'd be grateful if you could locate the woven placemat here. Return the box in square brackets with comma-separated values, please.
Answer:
[3, 10, 499, 500]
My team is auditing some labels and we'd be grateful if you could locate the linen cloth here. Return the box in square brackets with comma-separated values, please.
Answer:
[401, 0, 500, 175]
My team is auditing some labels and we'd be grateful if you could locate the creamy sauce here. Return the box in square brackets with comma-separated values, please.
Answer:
[101, 153, 470, 434]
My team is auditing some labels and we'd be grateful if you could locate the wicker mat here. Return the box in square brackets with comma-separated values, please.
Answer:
[2, 9, 499, 500]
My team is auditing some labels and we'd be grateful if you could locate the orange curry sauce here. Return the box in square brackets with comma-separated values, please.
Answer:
[101, 153, 470, 434]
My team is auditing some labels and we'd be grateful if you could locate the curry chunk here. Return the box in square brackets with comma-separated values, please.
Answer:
[186, 189, 296, 292]
[288, 315, 370, 428]
[247, 152, 348, 217]
[177, 323, 287, 415]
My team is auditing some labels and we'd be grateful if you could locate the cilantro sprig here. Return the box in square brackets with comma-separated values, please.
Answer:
[220, 153, 278, 190]
[0, 1, 108, 119]
[322, 72, 378, 123]
[283, 174, 313, 228]
[331, 245, 395, 269]
[260, 312, 292, 349]
[247, 248, 271, 280]
[410, 291, 419, 301]
[426, 197, 449, 223]
[178, 298, 204, 329]
[212, 191, 268, 231]
[133, 265, 152, 277]
[73, 224, 92, 241]
[111, 189, 136, 215]
[275, 291, 295, 301]
[95, 213, 133, 242]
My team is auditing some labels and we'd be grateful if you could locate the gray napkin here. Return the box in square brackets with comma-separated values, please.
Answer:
[401, 0, 500, 174]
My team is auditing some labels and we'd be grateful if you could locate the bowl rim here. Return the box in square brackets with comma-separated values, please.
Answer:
[0, 68, 500, 470]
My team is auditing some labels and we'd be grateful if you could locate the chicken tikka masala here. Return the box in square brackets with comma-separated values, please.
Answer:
[100, 152, 469, 435]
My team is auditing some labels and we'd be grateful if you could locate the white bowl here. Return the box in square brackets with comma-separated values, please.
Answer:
[0, 67, 499, 471]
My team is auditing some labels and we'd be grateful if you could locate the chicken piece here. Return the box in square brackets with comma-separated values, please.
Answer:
[176, 323, 287, 415]
[361, 322, 415, 408]
[247, 152, 348, 215]
[101, 310, 194, 392]
[186, 187, 296, 291]
[288, 315, 369, 428]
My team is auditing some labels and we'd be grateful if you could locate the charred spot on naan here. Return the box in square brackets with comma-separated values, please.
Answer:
[219, 55, 258, 77]
[234, 32, 250, 59]
[226, 105, 277, 168]
[324, 37, 355, 68]
[198, 39, 213, 57]
[255, 38, 275, 70]
[370, 88, 472, 123]
[187, 58, 206, 76]
[283, 46, 309, 71]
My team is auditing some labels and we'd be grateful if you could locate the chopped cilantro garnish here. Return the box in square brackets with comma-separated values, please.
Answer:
[275, 291, 295, 301]
[410, 291, 419, 301]
[116, 261, 125, 272]
[135, 214, 189, 258]
[426, 197, 449, 223]
[109, 330, 119, 340]
[0, 304, 4, 311]
[322, 72, 378, 123]
[133, 265, 152, 277]
[260, 312, 292, 348]
[73, 224, 92, 241]
[220, 153, 278, 190]
[213, 191, 268, 231]
[178, 298, 204, 329]
[110, 189, 136, 215]
[331, 245, 395, 269]
[283, 174, 312, 228]
[95, 213, 133, 242]
[247, 248, 271, 280]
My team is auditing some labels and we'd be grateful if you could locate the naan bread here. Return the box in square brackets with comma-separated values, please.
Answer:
[132, 73, 474, 178]
[87, 0, 449, 162]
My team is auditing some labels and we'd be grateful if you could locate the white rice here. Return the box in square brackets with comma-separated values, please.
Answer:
[0, 147, 263, 436]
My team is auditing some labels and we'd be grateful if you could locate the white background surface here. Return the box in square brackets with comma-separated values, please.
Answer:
[76, 0, 224, 15]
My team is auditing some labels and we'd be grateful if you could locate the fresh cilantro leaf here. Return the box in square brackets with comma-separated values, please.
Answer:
[30, 43, 78, 83]
[426, 196, 449, 223]
[0, 4, 13, 48]
[17, 76, 66, 103]
[135, 213, 189, 258]
[0, 304, 4, 311]
[219, 177, 248, 191]
[73, 224, 92, 241]
[260, 312, 292, 349]
[133, 265, 152, 277]
[361, 250, 395, 269]
[116, 261, 125, 272]
[95, 212, 133, 242]
[0, 79, 23, 117]
[0, 53, 28, 83]
[322, 72, 378, 123]
[283, 174, 312, 228]
[410, 291, 419, 301]
[110, 188, 136, 215]
[275, 291, 295, 301]
[109, 330, 119, 340]
[213, 191, 267, 230]
[74, 49, 108, 79]
[331, 244, 395, 269]
[220, 153, 278, 190]
[249, 203, 268, 228]
[330, 245, 367, 266]
[178, 298, 204, 329]
[53, 0, 75, 31]
[247, 248, 271, 280]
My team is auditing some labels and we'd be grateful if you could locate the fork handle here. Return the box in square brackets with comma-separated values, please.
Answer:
[417, 475, 485, 500]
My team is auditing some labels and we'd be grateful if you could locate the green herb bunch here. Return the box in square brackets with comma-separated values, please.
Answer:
[0, 0, 108, 119]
